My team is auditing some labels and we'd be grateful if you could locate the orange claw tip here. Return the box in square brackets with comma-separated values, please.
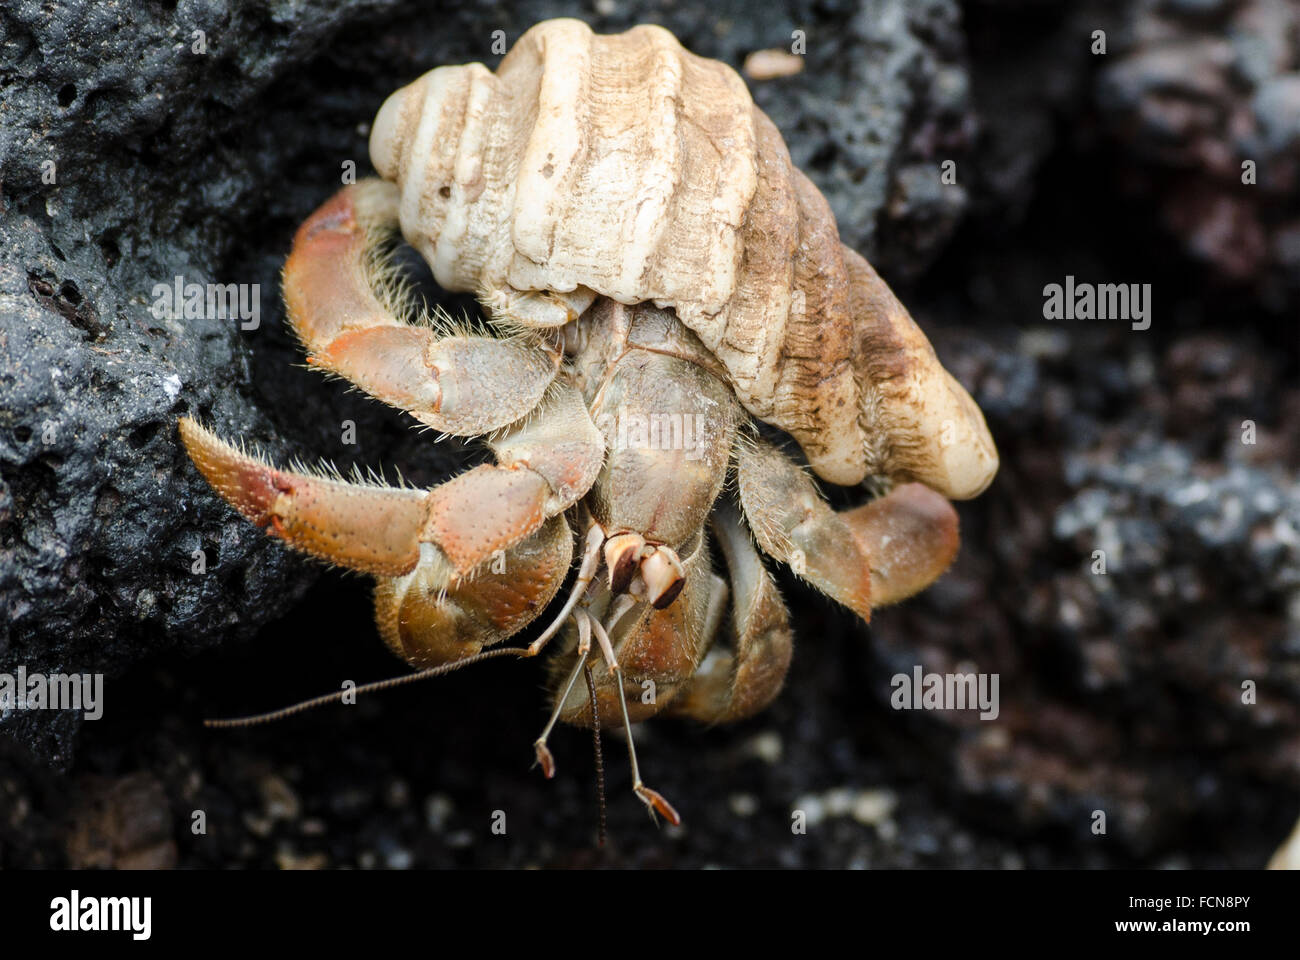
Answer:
[290, 183, 360, 249]
[282, 182, 400, 350]
[635, 786, 682, 827]
[176, 416, 282, 528]
[533, 740, 557, 779]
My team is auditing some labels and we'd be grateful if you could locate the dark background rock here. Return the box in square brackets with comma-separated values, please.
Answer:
[1, 0, 1297, 868]
[1094, 0, 1300, 309]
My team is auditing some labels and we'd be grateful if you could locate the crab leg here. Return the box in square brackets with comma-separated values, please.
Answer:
[283, 180, 561, 437]
[532, 611, 593, 779]
[736, 437, 959, 621]
[179, 377, 602, 581]
[525, 523, 605, 655]
[583, 609, 681, 826]
[179, 416, 430, 577]
[668, 504, 794, 724]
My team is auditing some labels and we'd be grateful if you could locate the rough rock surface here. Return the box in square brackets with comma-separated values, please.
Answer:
[2, 0, 1298, 869]
[1095, 0, 1300, 308]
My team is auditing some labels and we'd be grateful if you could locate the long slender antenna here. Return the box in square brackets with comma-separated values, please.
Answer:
[204, 646, 529, 729]
[584, 661, 607, 848]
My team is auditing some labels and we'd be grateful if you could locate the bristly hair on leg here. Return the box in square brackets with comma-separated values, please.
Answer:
[344, 185, 499, 346]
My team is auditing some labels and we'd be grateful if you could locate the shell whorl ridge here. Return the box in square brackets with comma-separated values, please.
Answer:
[369, 18, 997, 498]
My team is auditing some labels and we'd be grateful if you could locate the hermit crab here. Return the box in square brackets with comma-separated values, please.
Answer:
[181, 19, 998, 824]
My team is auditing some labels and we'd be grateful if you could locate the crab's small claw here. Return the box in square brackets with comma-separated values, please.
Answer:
[668, 505, 793, 725]
[374, 515, 574, 668]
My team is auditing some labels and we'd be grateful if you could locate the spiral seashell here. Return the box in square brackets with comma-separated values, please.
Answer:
[368, 18, 997, 497]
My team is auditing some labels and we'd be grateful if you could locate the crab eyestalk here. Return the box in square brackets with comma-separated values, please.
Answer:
[640, 547, 686, 609]
[604, 532, 645, 594]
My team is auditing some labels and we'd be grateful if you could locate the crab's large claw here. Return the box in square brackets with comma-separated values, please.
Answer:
[180, 418, 574, 663]
[375, 516, 574, 667]
[179, 416, 547, 577]
[179, 413, 590, 664]
[179, 373, 601, 574]
[736, 437, 959, 621]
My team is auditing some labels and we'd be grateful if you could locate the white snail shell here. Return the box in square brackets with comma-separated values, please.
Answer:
[368, 18, 997, 497]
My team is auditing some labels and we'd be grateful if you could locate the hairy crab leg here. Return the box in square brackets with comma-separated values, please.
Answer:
[181, 414, 584, 660]
[736, 436, 959, 620]
[284, 179, 561, 437]
[667, 505, 794, 724]
[179, 417, 429, 577]
[181, 379, 601, 582]
[431, 381, 604, 575]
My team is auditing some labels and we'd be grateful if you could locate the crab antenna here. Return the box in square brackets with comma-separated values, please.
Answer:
[585, 661, 607, 848]
[203, 646, 529, 729]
